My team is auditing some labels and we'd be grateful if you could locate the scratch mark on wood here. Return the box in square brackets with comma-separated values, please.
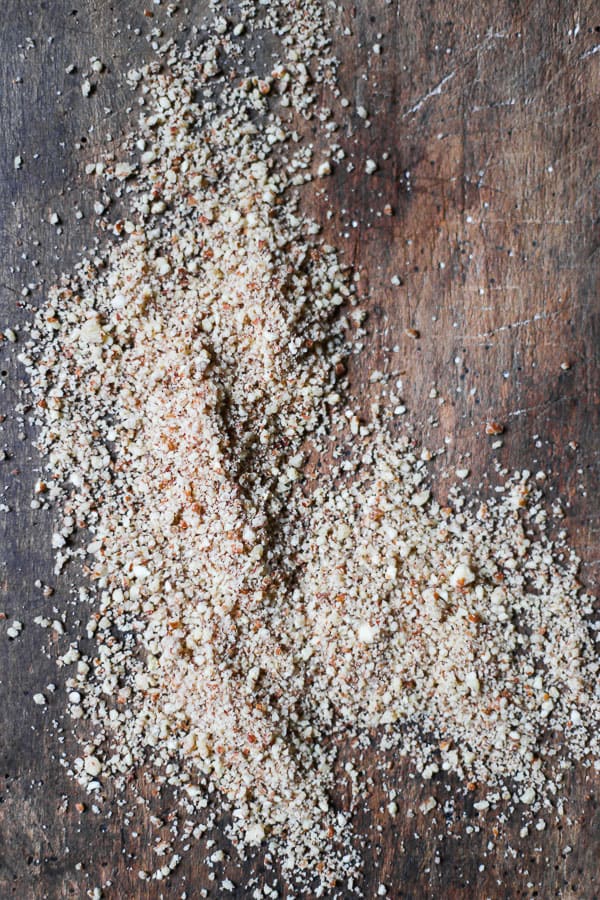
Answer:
[464, 311, 559, 341]
[507, 395, 574, 418]
[403, 72, 455, 118]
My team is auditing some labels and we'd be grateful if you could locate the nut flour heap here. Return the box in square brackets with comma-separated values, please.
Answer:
[18, 0, 600, 891]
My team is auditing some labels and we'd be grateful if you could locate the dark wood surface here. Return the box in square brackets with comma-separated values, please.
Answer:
[1, 1, 599, 897]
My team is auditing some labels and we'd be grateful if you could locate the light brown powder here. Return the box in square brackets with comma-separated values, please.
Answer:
[17, 1, 600, 891]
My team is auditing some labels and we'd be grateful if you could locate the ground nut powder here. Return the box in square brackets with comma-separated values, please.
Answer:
[17, 1, 600, 892]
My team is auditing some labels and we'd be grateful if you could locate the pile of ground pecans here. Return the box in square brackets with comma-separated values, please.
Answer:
[18, 0, 599, 891]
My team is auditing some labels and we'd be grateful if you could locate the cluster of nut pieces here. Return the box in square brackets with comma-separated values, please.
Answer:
[18, 0, 600, 890]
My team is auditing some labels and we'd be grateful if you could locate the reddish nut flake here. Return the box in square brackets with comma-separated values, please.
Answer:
[485, 421, 504, 436]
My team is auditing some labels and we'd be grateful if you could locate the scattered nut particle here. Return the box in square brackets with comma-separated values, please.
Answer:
[7, 620, 22, 640]
[365, 158, 377, 175]
[450, 563, 475, 588]
[245, 823, 265, 844]
[411, 489, 431, 507]
[485, 421, 504, 435]
[357, 622, 376, 644]
[84, 755, 102, 777]
[419, 796, 437, 814]
[404, 327, 420, 339]
[81, 79, 93, 97]
[14, 155, 23, 170]
[33, 693, 46, 705]
[114, 162, 136, 180]
[464, 671, 481, 693]
[155, 257, 171, 276]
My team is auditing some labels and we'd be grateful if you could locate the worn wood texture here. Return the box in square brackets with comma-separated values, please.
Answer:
[0, 1, 598, 897]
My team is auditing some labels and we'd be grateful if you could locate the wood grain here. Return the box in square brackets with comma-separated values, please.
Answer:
[0, 1, 598, 897]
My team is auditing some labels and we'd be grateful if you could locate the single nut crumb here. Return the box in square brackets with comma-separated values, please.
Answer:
[520, 787, 536, 804]
[419, 796, 437, 814]
[7, 620, 22, 639]
[450, 563, 475, 588]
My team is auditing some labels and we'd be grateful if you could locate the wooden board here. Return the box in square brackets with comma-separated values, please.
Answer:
[0, 1, 598, 897]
